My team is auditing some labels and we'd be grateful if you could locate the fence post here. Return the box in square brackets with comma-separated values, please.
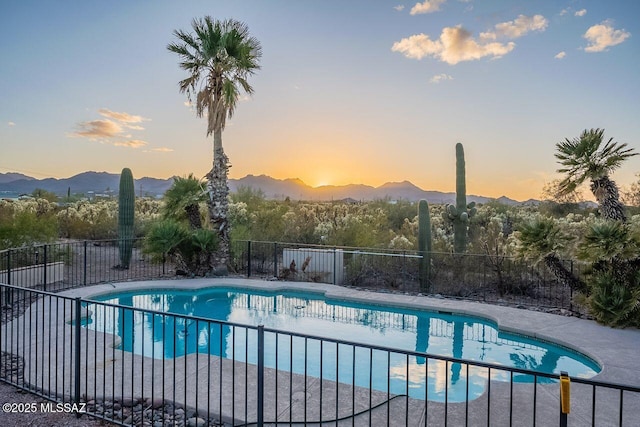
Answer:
[83, 241, 88, 286]
[333, 247, 337, 285]
[43, 245, 48, 292]
[273, 242, 278, 278]
[247, 241, 252, 278]
[74, 297, 82, 412]
[4, 251, 11, 307]
[569, 260, 574, 312]
[560, 371, 570, 427]
[403, 251, 407, 291]
[6, 250, 11, 286]
[257, 325, 265, 427]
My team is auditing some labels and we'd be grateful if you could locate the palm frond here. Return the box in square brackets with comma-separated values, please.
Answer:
[168, 16, 262, 136]
[555, 128, 637, 197]
[578, 221, 631, 261]
[516, 217, 573, 262]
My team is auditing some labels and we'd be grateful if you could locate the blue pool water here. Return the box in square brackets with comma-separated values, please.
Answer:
[86, 286, 600, 402]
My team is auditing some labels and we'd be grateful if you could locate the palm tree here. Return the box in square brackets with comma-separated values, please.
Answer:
[518, 217, 586, 292]
[163, 174, 207, 230]
[168, 17, 262, 271]
[555, 128, 637, 222]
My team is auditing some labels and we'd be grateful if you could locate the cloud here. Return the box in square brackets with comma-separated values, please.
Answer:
[410, 0, 446, 15]
[583, 21, 631, 52]
[146, 147, 174, 153]
[394, 5, 405, 11]
[393, 14, 547, 65]
[70, 108, 151, 149]
[71, 119, 123, 139]
[113, 140, 148, 148]
[98, 108, 147, 124]
[430, 73, 453, 83]
[555, 51, 566, 59]
[560, 7, 586, 17]
[99, 108, 149, 130]
[392, 26, 515, 64]
[484, 14, 548, 40]
[7, 122, 15, 127]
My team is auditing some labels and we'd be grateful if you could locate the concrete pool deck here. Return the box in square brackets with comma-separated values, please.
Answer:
[4, 278, 640, 425]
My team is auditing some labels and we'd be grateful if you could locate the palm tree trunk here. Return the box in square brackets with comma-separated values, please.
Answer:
[185, 204, 202, 230]
[207, 128, 230, 272]
[543, 253, 586, 292]
[590, 176, 627, 222]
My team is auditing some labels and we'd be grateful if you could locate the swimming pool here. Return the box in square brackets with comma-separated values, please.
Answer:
[85, 286, 600, 402]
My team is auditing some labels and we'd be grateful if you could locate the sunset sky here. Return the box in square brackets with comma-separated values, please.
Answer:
[1, 0, 638, 201]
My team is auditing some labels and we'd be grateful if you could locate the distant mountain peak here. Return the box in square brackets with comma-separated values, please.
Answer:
[0, 172, 35, 184]
[378, 180, 420, 189]
[0, 171, 531, 204]
[284, 177, 306, 184]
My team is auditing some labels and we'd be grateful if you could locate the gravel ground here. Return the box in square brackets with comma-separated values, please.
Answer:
[0, 381, 112, 427]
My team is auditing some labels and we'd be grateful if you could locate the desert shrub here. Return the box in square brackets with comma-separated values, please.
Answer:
[588, 261, 640, 327]
[144, 219, 218, 276]
[0, 200, 58, 249]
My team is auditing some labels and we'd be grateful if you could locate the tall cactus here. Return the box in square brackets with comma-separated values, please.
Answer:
[442, 143, 476, 253]
[418, 199, 432, 292]
[118, 167, 135, 269]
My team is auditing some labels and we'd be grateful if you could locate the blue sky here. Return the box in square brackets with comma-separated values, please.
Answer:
[1, 0, 638, 200]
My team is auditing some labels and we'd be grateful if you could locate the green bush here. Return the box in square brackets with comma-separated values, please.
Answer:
[588, 261, 640, 327]
[144, 219, 218, 276]
[0, 207, 58, 250]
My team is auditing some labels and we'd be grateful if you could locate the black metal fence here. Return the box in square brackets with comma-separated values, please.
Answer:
[231, 241, 585, 313]
[1, 283, 639, 426]
[0, 239, 173, 293]
[1, 239, 584, 315]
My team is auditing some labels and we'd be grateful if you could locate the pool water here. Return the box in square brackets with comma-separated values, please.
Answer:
[86, 287, 600, 402]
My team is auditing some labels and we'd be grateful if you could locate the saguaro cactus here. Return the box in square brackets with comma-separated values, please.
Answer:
[418, 199, 432, 292]
[442, 143, 476, 253]
[118, 167, 135, 269]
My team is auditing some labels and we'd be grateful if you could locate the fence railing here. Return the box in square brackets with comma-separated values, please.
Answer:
[1, 239, 584, 314]
[231, 240, 585, 313]
[0, 239, 173, 293]
[0, 283, 638, 426]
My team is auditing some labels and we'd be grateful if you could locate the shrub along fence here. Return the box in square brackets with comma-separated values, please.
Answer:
[1, 283, 639, 427]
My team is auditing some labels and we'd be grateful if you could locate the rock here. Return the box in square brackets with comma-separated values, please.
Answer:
[122, 397, 136, 406]
[151, 398, 164, 409]
[187, 417, 207, 427]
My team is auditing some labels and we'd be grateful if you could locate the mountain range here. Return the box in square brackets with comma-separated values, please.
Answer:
[0, 171, 533, 205]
